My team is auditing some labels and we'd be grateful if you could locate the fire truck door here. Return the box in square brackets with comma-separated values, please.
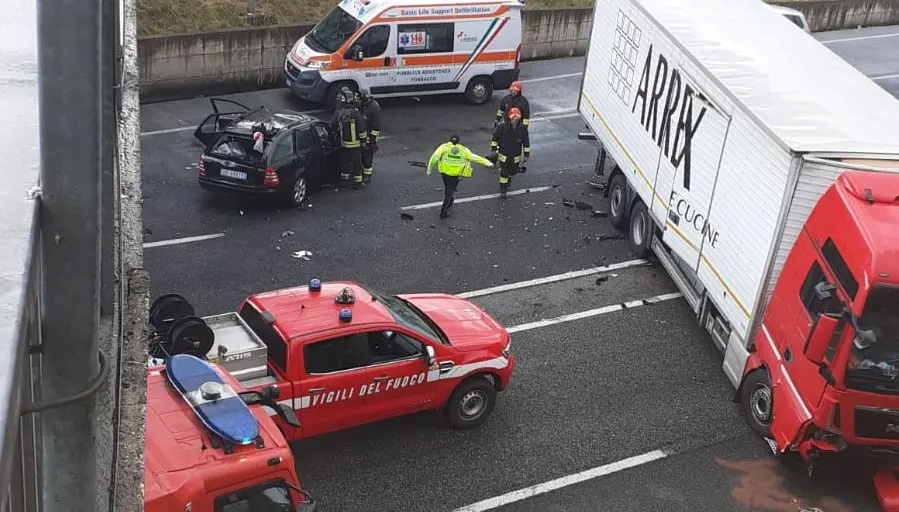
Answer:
[361, 330, 440, 423]
[296, 333, 374, 438]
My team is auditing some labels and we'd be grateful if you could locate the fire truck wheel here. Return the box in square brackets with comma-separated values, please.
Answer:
[445, 376, 497, 429]
[607, 173, 628, 230]
[741, 369, 774, 439]
[628, 200, 653, 258]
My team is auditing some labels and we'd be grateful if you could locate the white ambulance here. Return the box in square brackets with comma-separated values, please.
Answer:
[283, 0, 524, 108]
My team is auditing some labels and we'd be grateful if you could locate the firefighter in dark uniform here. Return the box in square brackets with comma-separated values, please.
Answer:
[494, 81, 530, 130]
[330, 88, 367, 189]
[490, 107, 529, 199]
[359, 89, 382, 183]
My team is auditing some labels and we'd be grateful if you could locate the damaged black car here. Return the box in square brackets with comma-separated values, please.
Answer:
[193, 98, 341, 206]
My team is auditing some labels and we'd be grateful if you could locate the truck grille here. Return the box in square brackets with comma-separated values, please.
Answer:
[285, 61, 300, 80]
[854, 406, 899, 440]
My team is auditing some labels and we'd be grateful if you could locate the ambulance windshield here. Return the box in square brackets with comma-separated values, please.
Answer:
[306, 5, 363, 54]
[845, 285, 899, 391]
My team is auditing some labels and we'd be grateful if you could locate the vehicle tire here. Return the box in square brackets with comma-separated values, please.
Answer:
[628, 200, 653, 258]
[464, 76, 493, 105]
[741, 369, 774, 440]
[608, 173, 628, 231]
[445, 376, 497, 429]
[290, 174, 308, 207]
[325, 81, 357, 111]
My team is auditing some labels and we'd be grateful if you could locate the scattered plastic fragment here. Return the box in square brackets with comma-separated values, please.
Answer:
[281, 230, 295, 237]
[400, 212, 414, 220]
[598, 234, 625, 241]
[595, 276, 609, 285]
[290, 250, 312, 261]
[591, 210, 608, 217]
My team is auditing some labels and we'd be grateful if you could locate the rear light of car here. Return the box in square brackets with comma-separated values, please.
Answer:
[198, 156, 206, 176]
[263, 166, 280, 187]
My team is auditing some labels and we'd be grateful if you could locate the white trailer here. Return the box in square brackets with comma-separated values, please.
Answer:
[576, 0, 899, 387]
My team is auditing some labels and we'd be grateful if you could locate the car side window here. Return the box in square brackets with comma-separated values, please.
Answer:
[304, 334, 372, 375]
[356, 25, 390, 58]
[367, 331, 423, 364]
[269, 133, 294, 162]
[799, 261, 827, 317]
[294, 128, 316, 152]
[313, 124, 333, 150]
[397, 23, 454, 55]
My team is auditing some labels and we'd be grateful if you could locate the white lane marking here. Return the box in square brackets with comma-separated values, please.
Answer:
[821, 32, 899, 44]
[143, 233, 225, 248]
[458, 259, 650, 299]
[400, 186, 553, 210]
[506, 292, 684, 334]
[519, 72, 583, 84]
[872, 73, 899, 81]
[452, 449, 670, 512]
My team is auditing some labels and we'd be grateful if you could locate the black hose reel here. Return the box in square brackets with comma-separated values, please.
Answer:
[148, 293, 215, 359]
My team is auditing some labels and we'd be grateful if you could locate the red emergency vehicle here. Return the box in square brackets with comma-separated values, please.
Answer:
[144, 360, 317, 512]
[147, 279, 515, 441]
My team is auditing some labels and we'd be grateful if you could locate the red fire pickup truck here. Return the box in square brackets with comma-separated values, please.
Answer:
[147, 279, 515, 440]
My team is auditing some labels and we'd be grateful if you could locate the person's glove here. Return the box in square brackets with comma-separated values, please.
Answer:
[426, 168, 432, 176]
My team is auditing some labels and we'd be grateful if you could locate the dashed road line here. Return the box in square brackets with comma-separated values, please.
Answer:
[458, 259, 650, 299]
[872, 72, 899, 81]
[506, 292, 684, 334]
[519, 72, 583, 84]
[143, 233, 225, 248]
[400, 186, 554, 210]
[452, 449, 671, 511]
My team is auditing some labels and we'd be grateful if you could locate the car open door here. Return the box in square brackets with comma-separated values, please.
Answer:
[193, 98, 252, 147]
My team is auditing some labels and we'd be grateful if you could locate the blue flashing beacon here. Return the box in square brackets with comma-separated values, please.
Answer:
[309, 278, 322, 292]
[339, 308, 352, 322]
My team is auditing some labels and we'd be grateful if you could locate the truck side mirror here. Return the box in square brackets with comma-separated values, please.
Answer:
[424, 345, 436, 367]
[805, 313, 841, 365]
[346, 45, 364, 61]
[813, 281, 842, 315]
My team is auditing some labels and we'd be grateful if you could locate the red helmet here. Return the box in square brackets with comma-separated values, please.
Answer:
[509, 81, 522, 92]
[508, 107, 522, 119]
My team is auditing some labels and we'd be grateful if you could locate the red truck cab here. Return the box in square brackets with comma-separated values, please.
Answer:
[739, 170, 899, 504]
[144, 364, 316, 512]
[149, 280, 515, 442]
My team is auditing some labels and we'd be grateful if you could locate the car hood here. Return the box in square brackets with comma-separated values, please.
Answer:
[399, 294, 509, 352]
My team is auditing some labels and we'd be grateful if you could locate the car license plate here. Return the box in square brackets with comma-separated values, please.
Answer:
[220, 169, 247, 180]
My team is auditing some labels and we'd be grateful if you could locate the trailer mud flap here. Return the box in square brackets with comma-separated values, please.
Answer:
[874, 468, 899, 512]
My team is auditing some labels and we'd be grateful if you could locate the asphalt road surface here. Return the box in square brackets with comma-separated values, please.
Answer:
[140, 25, 899, 512]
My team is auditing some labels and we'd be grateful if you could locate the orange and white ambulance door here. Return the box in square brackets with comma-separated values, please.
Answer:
[335, 21, 399, 95]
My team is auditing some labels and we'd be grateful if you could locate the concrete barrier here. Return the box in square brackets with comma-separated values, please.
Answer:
[138, 1, 899, 103]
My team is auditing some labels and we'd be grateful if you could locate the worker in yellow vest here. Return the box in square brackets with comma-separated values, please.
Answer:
[426, 134, 494, 219]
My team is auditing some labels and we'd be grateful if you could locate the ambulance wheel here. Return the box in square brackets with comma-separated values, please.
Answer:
[741, 369, 774, 439]
[607, 173, 628, 230]
[628, 200, 653, 258]
[445, 376, 497, 429]
[464, 76, 493, 105]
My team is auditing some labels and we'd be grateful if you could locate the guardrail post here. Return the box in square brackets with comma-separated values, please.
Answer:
[37, 0, 104, 508]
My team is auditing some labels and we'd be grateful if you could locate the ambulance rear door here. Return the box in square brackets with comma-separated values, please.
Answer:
[450, 4, 521, 91]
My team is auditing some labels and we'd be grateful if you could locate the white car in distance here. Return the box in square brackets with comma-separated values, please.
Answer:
[768, 4, 812, 33]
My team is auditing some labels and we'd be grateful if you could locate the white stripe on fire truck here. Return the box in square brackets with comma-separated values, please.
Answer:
[261, 356, 511, 417]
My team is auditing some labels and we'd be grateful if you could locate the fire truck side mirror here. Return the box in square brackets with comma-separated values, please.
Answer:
[805, 313, 841, 365]
[424, 345, 436, 367]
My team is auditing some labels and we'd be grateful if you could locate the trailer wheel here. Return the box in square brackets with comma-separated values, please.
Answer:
[741, 369, 774, 439]
[445, 376, 497, 429]
[628, 200, 653, 258]
[608, 173, 628, 230]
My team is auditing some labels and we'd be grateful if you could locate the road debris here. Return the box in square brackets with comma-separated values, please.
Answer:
[400, 212, 414, 220]
[598, 233, 626, 241]
[281, 230, 295, 237]
[595, 276, 609, 285]
[591, 210, 608, 217]
[290, 250, 312, 261]
[408, 160, 427, 168]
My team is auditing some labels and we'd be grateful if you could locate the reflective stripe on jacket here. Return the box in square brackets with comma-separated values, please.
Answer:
[427, 142, 492, 177]
[491, 121, 530, 158]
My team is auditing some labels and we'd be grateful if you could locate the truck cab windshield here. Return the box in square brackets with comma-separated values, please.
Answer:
[306, 5, 363, 54]
[366, 288, 446, 344]
[214, 479, 294, 512]
[846, 284, 899, 387]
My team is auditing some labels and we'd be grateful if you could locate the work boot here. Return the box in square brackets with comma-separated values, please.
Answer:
[354, 181, 365, 190]
[439, 210, 450, 219]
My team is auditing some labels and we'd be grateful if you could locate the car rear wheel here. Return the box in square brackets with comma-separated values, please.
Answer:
[291, 175, 308, 206]
[445, 376, 497, 429]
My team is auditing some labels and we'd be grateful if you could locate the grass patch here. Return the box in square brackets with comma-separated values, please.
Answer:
[137, 0, 595, 37]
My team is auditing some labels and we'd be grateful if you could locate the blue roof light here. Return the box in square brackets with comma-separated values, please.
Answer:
[309, 278, 322, 292]
[339, 308, 352, 322]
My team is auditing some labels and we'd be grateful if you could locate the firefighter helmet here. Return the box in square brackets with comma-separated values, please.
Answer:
[508, 107, 522, 119]
[509, 81, 522, 92]
[359, 88, 373, 104]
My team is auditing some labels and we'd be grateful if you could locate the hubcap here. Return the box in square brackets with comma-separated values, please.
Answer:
[631, 211, 645, 246]
[459, 390, 487, 420]
[293, 178, 307, 205]
[611, 187, 622, 217]
[750, 384, 773, 424]
[472, 83, 487, 99]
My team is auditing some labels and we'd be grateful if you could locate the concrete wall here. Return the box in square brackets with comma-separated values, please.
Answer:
[138, 1, 899, 103]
